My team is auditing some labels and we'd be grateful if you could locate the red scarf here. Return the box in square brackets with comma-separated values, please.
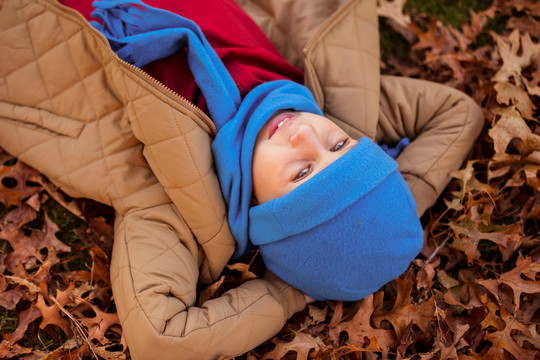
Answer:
[59, 0, 303, 113]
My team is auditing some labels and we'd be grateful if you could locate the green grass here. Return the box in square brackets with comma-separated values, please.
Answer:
[405, 0, 494, 28]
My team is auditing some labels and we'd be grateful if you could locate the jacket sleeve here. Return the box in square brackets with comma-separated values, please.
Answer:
[377, 75, 484, 215]
[111, 204, 306, 360]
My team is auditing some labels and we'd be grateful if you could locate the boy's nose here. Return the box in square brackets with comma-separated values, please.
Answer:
[289, 124, 322, 152]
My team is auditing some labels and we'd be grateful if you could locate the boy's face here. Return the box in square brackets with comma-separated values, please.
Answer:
[252, 111, 359, 204]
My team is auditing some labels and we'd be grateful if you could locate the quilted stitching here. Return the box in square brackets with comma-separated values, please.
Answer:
[304, 0, 380, 139]
[0, 0, 390, 358]
[0, 0, 231, 239]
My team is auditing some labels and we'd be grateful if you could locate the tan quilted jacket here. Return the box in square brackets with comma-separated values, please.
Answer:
[0, 0, 483, 358]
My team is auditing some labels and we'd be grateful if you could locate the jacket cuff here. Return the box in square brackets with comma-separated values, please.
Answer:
[263, 271, 306, 319]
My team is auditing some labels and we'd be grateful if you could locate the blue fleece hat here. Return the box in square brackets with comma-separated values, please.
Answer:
[91, 0, 424, 301]
[250, 138, 424, 300]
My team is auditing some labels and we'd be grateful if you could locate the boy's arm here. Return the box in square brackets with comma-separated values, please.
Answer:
[112, 205, 306, 360]
[377, 75, 484, 216]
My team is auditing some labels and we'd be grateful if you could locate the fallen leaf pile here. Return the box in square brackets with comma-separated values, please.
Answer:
[1, 0, 539, 359]
[0, 153, 122, 359]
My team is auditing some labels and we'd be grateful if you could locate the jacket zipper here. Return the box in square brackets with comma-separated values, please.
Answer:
[113, 53, 218, 136]
[50, 0, 218, 136]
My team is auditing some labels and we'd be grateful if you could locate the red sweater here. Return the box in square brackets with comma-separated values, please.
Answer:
[59, 0, 303, 113]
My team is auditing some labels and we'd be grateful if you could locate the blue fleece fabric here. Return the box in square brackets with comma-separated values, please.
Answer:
[91, 0, 424, 301]
[250, 138, 424, 300]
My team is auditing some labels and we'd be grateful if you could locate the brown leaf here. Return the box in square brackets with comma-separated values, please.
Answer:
[436, 270, 460, 290]
[517, 164, 540, 192]
[450, 209, 524, 262]
[89, 246, 111, 285]
[478, 256, 540, 311]
[0, 303, 41, 357]
[0, 342, 33, 359]
[93, 344, 127, 360]
[514, 323, 540, 349]
[0, 206, 71, 272]
[507, 16, 540, 38]
[0, 159, 43, 207]
[448, 25, 472, 52]
[373, 278, 436, 342]
[462, 7, 496, 42]
[443, 269, 485, 310]
[489, 107, 540, 157]
[491, 30, 540, 83]
[503, 0, 540, 16]
[198, 276, 225, 306]
[483, 304, 537, 360]
[480, 297, 505, 331]
[450, 161, 497, 203]
[425, 53, 468, 84]
[410, 19, 458, 55]
[329, 295, 394, 354]
[494, 82, 535, 120]
[36, 282, 76, 336]
[1, 205, 39, 272]
[0, 283, 37, 310]
[225, 262, 258, 282]
[261, 331, 325, 360]
[43, 342, 90, 360]
[75, 302, 121, 343]
[414, 259, 436, 291]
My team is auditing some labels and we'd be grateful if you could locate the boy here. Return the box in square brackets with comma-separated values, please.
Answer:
[90, 0, 426, 301]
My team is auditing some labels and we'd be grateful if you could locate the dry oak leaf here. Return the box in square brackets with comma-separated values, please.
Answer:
[518, 164, 540, 191]
[0, 303, 41, 358]
[450, 161, 497, 203]
[0, 279, 39, 311]
[88, 246, 111, 285]
[423, 53, 469, 85]
[36, 282, 76, 336]
[0, 205, 38, 271]
[514, 323, 540, 350]
[505, 163, 540, 192]
[75, 303, 121, 344]
[443, 268, 485, 310]
[450, 214, 524, 263]
[433, 322, 470, 360]
[328, 294, 394, 354]
[261, 331, 325, 360]
[482, 304, 537, 360]
[477, 256, 540, 311]
[491, 30, 540, 83]
[198, 275, 225, 306]
[44, 342, 90, 360]
[372, 277, 436, 342]
[0, 159, 43, 207]
[0, 206, 71, 272]
[225, 262, 258, 282]
[489, 107, 540, 157]
[494, 82, 535, 120]
[503, 0, 540, 16]
[410, 19, 459, 55]
[93, 344, 127, 360]
[461, 7, 496, 42]
[507, 16, 540, 39]
[377, 0, 410, 28]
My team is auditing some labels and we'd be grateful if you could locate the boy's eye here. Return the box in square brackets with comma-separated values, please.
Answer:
[331, 139, 348, 152]
[293, 166, 311, 181]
